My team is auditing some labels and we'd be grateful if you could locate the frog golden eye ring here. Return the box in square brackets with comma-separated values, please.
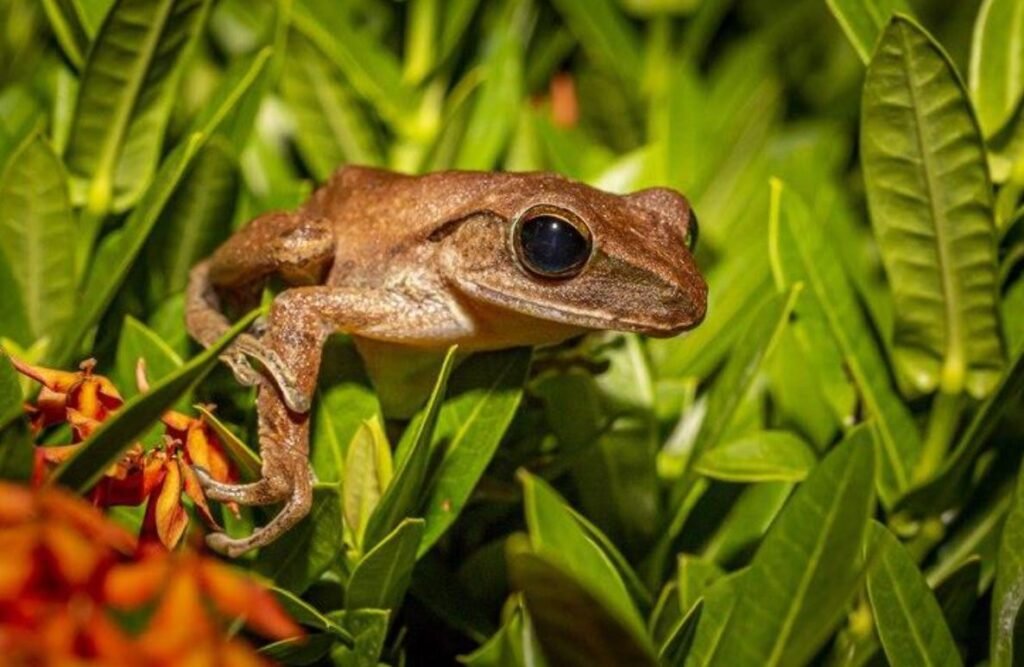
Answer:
[512, 206, 593, 279]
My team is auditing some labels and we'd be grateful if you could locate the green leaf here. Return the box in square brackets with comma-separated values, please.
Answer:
[702, 425, 876, 666]
[271, 585, 353, 643]
[113, 315, 182, 400]
[453, 1, 523, 169]
[255, 484, 345, 594]
[991, 457, 1024, 666]
[695, 430, 816, 482]
[51, 310, 257, 491]
[866, 522, 962, 667]
[683, 570, 744, 666]
[346, 518, 424, 611]
[520, 471, 647, 639]
[547, 0, 642, 84]
[701, 482, 794, 566]
[460, 602, 542, 667]
[418, 347, 531, 554]
[825, 0, 910, 63]
[510, 552, 658, 667]
[770, 179, 921, 507]
[260, 633, 335, 665]
[328, 609, 390, 667]
[363, 347, 456, 549]
[65, 0, 211, 214]
[291, 0, 425, 138]
[659, 599, 703, 667]
[677, 556, 723, 617]
[143, 140, 238, 305]
[40, 0, 92, 70]
[970, 0, 1024, 138]
[862, 15, 1004, 398]
[281, 34, 383, 178]
[193, 405, 261, 481]
[343, 417, 393, 549]
[53, 48, 271, 366]
[0, 134, 76, 345]
[0, 355, 32, 481]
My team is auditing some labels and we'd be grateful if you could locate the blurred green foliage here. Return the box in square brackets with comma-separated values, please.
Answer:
[2, 0, 1024, 664]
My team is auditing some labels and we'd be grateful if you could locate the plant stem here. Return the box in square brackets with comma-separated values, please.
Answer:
[914, 390, 963, 483]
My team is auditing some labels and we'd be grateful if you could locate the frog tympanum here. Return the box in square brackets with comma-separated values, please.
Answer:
[186, 166, 707, 556]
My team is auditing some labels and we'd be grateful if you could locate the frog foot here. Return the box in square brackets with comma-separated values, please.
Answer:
[194, 464, 313, 558]
[220, 333, 311, 414]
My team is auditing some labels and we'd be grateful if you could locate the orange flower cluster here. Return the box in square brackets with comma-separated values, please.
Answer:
[13, 356, 240, 549]
[0, 482, 302, 665]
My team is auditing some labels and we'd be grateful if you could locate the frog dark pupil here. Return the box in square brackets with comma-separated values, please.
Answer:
[517, 215, 591, 277]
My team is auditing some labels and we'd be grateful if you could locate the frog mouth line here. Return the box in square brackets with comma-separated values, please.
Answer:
[459, 281, 695, 336]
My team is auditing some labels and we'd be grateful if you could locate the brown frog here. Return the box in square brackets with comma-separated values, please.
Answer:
[186, 166, 706, 556]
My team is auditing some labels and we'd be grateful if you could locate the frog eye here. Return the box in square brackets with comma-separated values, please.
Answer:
[685, 210, 699, 252]
[513, 208, 592, 278]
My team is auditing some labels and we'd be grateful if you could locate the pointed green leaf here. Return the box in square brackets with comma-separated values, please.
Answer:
[0, 134, 76, 345]
[862, 15, 1004, 398]
[770, 179, 921, 506]
[992, 457, 1024, 666]
[695, 431, 816, 482]
[193, 405, 262, 481]
[419, 348, 531, 554]
[0, 355, 32, 480]
[255, 484, 345, 595]
[113, 315, 182, 400]
[970, 0, 1024, 137]
[867, 522, 962, 667]
[343, 417, 393, 548]
[65, 0, 211, 213]
[346, 518, 424, 611]
[363, 347, 456, 549]
[703, 426, 876, 666]
[40, 0, 92, 70]
[659, 599, 703, 667]
[51, 310, 257, 491]
[825, 0, 910, 63]
[327, 609, 390, 667]
[547, 0, 641, 83]
[510, 552, 657, 667]
[683, 570, 744, 666]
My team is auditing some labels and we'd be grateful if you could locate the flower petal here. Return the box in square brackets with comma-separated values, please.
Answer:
[104, 556, 170, 610]
[198, 559, 304, 640]
[153, 461, 189, 549]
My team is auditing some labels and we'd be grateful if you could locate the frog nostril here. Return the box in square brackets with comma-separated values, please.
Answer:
[685, 210, 699, 252]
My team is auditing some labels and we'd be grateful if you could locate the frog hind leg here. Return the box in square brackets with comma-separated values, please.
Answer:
[185, 211, 335, 413]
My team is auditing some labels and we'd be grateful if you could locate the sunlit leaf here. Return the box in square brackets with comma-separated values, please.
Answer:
[695, 431, 816, 482]
[991, 457, 1024, 666]
[346, 518, 423, 611]
[862, 15, 1004, 398]
[969, 0, 1024, 138]
[113, 316, 182, 400]
[825, 0, 910, 63]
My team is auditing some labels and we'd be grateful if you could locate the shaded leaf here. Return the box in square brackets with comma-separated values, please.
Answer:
[547, 0, 641, 84]
[825, 0, 910, 63]
[969, 0, 1024, 138]
[659, 599, 702, 667]
[328, 608, 390, 667]
[40, 0, 92, 70]
[346, 518, 424, 611]
[695, 431, 816, 482]
[113, 315, 182, 400]
[992, 456, 1024, 666]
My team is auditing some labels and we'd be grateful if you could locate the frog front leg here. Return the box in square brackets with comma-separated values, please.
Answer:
[198, 285, 468, 557]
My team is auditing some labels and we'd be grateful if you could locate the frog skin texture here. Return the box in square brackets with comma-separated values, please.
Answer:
[185, 165, 707, 557]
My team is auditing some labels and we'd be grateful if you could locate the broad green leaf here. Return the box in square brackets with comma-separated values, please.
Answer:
[363, 347, 456, 549]
[862, 15, 1004, 398]
[346, 518, 424, 611]
[867, 522, 962, 667]
[193, 405, 261, 481]
[521, 471, 647, 638]
[934, 557, 982, 642]
[568, 506, 653, 612]
[255, 484, 345, 595]
[272, 586, 353, 642]
[0, 355, 32, 480]
[702, 426, 876, 666]
[510, 552, 658, 667]
[281, 34, 383, 178]
[686, 286, 800, 472]
[970, 0, 1024, 138]
[701, 482, 793, 566]
[292, 0, 426, 138]
[418, 347, 531, 554]
[113, 315, 182, 400]
[992, 457, 1024, 666]
[51, 310, 257, 491]
[53, 48, 271, 366]
[453, 0, 523, 169]
[548, 0, 641, 84]
[461, 602, 543, 667]
[143, 140, 238, 305]
[659, 599, 703, 666]
[900, 345, 1024, 514]
[65, 0, 211, 214]
[825, 0, 910, 63]
[684, 570, 744, 666]
[328, 609, 390, 667]
[0, 134, 76, 345]
[770, 179, 921, 506]
[40, 0, 91, 70]
[343, 417, 393, 549]
[0, 250, 31, 349]
[695, 431, 816, 482]
[260, 634, 335, 665]
[311, 338, 382, 485]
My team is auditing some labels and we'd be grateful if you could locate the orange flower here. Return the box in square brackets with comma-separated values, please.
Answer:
[14, 356, 241, 550]
[0, 482, 302, 666]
